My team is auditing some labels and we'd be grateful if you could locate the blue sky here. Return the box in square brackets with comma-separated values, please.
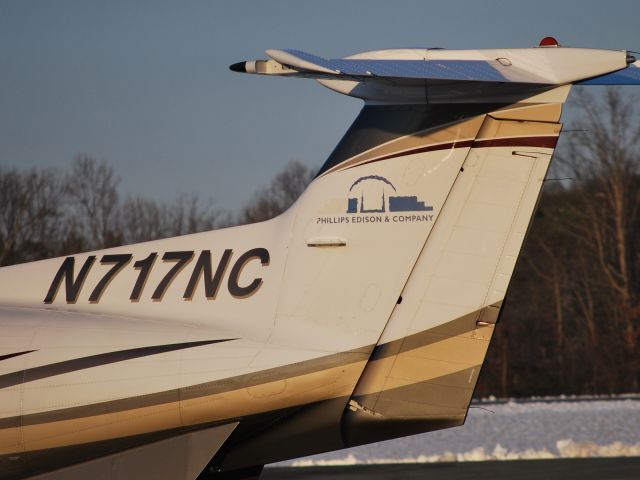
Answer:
[2, 0, 639, 211]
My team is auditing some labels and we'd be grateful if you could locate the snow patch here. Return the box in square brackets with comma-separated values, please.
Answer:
[275, 397, 640, 466]
[290, 441, 640, 466]
[556, 439, 640, 458]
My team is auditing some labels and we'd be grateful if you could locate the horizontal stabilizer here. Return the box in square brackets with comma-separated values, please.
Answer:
[268, 49, 513, 82]
[231, 45, 631, 103]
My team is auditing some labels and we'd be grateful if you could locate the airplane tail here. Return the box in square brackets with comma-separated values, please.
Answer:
[2, 42, 639, 477]
[214, 91, 568, 468]
[233, 43, 640, 451]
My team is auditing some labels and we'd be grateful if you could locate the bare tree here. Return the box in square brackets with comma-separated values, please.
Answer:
[65, 155, 121, 250]
[476, 88, 640, 397]
[119, 196, 167, 244]
[240, 160, 315, 224]
[0, 167, 64, 265]
[557, 88, 640, 390]
[120, 194, 229, 244]
[165, 194, 227, 236]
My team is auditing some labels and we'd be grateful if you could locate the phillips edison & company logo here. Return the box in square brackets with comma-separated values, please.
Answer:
[317, 175, 435, 225]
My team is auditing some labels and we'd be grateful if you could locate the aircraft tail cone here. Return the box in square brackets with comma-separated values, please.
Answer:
[229, 61, 247, 73]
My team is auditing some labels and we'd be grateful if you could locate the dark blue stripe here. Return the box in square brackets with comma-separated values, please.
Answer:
[282, 49, 508, 81]
[578, 65, 640, 85]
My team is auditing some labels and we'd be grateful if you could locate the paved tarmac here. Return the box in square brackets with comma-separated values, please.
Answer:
[261, 457, 640, 480]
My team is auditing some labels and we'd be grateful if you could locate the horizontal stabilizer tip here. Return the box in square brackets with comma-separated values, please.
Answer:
[229, 61, 247, 73]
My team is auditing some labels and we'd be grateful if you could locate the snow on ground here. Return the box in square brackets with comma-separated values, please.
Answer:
[274, 396, 640, 466]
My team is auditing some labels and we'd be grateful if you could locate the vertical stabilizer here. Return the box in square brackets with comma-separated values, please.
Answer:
[342, 100, 566, 445]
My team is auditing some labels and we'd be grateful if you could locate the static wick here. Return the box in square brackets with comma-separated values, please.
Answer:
[469, 406, 495, 414]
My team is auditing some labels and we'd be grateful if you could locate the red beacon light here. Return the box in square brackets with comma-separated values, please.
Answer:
[539, 36, 560, 47]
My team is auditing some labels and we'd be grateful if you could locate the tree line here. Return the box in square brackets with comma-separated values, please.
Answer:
[477, 89, 640, 397]
[0, 157, 314, 266]
[1, 89, 638, 397]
